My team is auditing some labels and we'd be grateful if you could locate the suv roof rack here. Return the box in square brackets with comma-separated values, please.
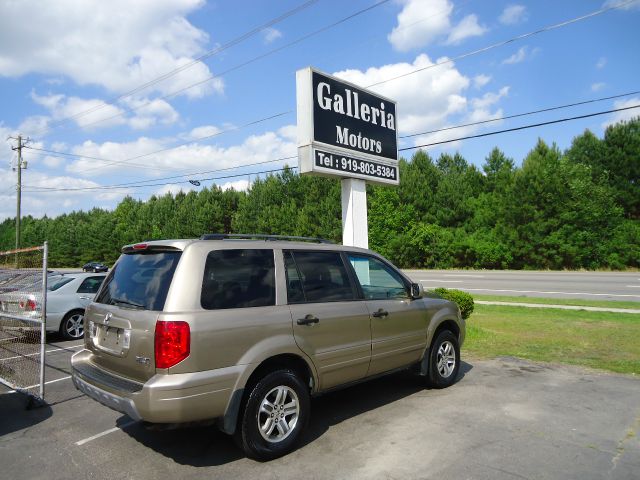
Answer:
[199, 233, 335, 244]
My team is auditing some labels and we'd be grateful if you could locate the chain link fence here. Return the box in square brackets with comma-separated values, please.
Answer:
[0, 244, 48, 402]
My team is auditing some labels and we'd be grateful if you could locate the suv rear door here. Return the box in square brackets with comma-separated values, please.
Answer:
[346, 253, 428, 376]
[285, 250, 371, 390]
[85, 248, 182, 382]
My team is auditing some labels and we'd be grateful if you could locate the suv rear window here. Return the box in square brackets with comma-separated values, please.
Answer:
[201, 249, 275, 310]
[48, 276, 74, 291]
[95, 251, 181, 311]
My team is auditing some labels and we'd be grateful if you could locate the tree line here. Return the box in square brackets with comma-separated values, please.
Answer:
[1, 118, 638, 270]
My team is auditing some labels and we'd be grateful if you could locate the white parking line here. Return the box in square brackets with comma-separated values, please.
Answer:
[626, 285, 640, 288]
[75, 420, 137, 446]
[443, 274, 485, 278]
[455, 288, 640, 299]
[6, 375, 71, 393]
[0, 344, 83, 362]
[418, 279, 463, 283]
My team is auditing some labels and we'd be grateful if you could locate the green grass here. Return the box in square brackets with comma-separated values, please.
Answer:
[463, 304, 640, 375]
[472, 294, 640, 310]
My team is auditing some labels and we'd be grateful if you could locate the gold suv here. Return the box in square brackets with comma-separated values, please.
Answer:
[71, 234, 465, 460]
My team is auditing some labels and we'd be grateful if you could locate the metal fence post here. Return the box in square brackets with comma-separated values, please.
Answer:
[39, 241, 48, 401]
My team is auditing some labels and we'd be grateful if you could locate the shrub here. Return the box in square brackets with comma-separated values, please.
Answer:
[432, 288, 474, 320]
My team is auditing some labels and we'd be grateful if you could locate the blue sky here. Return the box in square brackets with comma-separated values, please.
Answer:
[1, 0, 639, 220]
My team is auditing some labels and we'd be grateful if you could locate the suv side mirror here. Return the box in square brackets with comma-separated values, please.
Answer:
[410, 282, 424, 299]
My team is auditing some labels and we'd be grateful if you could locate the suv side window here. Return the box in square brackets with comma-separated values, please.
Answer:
[201, 249, 275, 310]
[347, 254, 408, 300]
[77, 276, 105, 294]
[285, 251, 356, 303]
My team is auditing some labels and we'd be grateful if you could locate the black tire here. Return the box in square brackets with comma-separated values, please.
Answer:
[60, 310, 85, 340]
[235, 369, 310, 461]
[427, 330, 460, 389]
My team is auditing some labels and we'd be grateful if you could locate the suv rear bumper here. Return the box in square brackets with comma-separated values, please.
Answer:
[73, 373, 142, 421]
[71, 349, 243, 424]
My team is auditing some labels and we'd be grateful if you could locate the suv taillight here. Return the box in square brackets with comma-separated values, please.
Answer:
[154, 321, 190, 369]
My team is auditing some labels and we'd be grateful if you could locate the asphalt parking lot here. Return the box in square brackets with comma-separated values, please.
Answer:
[1, 338, 639, 480]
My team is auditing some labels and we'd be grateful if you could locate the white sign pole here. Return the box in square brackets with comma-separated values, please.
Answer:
[341, 178, 368, 248]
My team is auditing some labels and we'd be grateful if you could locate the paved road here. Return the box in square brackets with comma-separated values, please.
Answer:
[1, 339, 638, 480]
[404, 269, 640, 302]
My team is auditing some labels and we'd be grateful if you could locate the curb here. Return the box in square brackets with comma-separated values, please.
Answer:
[475, 300, 640, 314]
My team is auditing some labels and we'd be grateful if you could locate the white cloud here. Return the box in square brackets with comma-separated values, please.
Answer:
[388, 0, 487, 50]
[262, 28, 282, 44]
[388, 0, 453, 51]
[591, 82, 606, 92]
[604, 0, 640, 10]
[42, 156, 64, 169]
[186, 125, 223, 140]
[64, 128, 297, 179]
[596, 57, 607, 69]
[31, 92, 179, 131]
[499, 5, 528, 25]
[0, 0, 222, 99]
[602, 98, 640, 128]
[335, 54, 469, 135]
[502, 46, 528, 65]
[333, 55, 507, 152]
[220, 179, 250, 192]
[121, 97, 180, 130]
[473, 74, 491, 89]
[471, 86, 510, 109]
[154, 183, 196, 196]
[17, 116, 50, 137]
[277, 124, 298, 143]
[445, 14, 487, 45]
[31, 92, 126, 130]
[0, 169, 127, 220]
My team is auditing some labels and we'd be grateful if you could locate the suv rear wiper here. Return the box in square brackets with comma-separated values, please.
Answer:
[110, 298, 145, 309]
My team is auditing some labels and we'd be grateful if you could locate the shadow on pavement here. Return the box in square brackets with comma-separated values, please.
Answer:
[0, 390, 53, 436]
[120, 419, 244, 466]
[302, 360, 473, 448]
[119, 361, 473, 466]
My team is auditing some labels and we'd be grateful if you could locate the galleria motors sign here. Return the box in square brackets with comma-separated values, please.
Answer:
[296, 68, 399, 185]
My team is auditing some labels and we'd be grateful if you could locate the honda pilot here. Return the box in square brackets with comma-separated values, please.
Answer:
[71, 234, 465, 460]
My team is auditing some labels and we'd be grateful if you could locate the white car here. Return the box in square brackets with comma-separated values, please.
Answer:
[0, 273, 107, 340]
[46, 273, 106, 339]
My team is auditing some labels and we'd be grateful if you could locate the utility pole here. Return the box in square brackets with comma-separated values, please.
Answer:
[9, 134, 29, 250]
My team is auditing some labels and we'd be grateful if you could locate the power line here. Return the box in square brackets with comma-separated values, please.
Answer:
[76, 112, 292, 174]
[399, 89, 640, 139]
[20, 0, 637, 187]
[24, 104, 640, 194]
[23, 90, 640, 188]
[23, 146, 153, 170]
[22, 166, 298, 193]
[23, 110, 291, 174]
[30, 0, 320, 138]
[39, 0, 631, 174]
[41, 0, 391, 136]
[25, 155, 297, 191]
[367, 0, 638, 88]
[399, 104, 640, 151]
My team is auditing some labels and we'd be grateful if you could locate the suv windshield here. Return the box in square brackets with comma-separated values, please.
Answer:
[95, 250, 181, 311]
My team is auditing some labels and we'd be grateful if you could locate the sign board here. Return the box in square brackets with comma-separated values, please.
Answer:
[296, 68, 399, 186]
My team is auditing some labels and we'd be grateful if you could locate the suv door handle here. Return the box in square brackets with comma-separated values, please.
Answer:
[297, 315, 320, 326]
[371, 308, 389, 318]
